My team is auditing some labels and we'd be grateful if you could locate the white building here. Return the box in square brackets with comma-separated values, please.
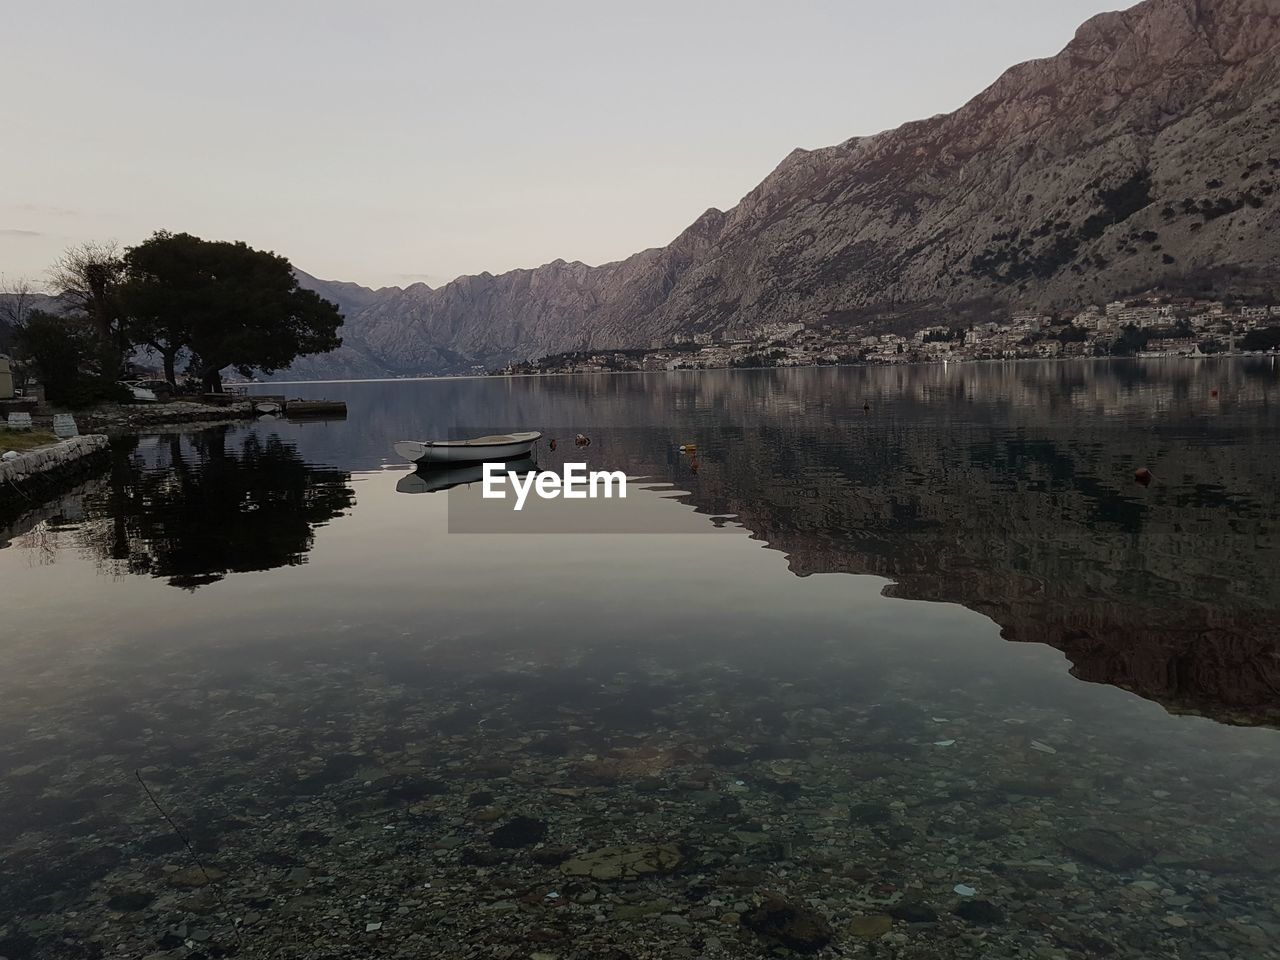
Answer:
[1012, 312, 1051, 327]
[1117, 307, 1160, 327]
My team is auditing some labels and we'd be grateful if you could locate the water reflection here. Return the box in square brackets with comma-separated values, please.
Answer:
[8, 425, 354, 589]
[0, 361, 1278, 959]
[396, 456, 538, 495]
[266, 360, 1280, 725]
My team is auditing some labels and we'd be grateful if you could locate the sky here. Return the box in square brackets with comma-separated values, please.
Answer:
[3, 1, 1126, 290]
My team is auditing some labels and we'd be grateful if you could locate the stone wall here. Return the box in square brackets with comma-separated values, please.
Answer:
[0, 435, 110, 518]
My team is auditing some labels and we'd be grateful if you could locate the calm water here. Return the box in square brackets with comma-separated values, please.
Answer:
[2, 360, 1279, 959]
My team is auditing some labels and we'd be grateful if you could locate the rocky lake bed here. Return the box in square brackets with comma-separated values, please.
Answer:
[4, 646, 1279, 960]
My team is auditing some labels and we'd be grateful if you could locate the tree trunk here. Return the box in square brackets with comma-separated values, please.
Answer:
[201, 366, 224, 394]
[162, 349, 177, 388]
[89, 283, 122, 379]
[96, 332, 122, 381]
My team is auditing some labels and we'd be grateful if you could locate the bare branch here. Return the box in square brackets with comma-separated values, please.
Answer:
[45, 240, 128, 376]
[0, 275, 38, 329]
[47, 240, 124, 315]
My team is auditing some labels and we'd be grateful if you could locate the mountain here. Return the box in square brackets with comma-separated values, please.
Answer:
[286, 0, 1280, 379]
[282, 272, 403, 380]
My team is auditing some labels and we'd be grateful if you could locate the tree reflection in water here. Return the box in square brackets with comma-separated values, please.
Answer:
[82, 426, 354, 589]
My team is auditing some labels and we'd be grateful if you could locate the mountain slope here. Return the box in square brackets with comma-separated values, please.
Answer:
[290, 0, 1280, 379]
[653, 0, 1280, 334]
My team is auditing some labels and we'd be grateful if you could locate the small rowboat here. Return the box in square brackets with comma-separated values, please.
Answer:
[393, 431, 542, 465]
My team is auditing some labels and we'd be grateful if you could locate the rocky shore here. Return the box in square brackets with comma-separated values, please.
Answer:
[72, 400, 257, 434]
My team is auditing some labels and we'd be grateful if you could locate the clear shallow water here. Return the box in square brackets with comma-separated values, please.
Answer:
[1, 360, 1278, 959]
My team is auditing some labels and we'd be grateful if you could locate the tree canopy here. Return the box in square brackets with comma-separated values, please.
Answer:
[1241, 327, 1280, 352]
[122, 232, 343, 390]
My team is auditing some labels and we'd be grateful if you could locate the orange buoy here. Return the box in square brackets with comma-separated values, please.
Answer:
[1211, 388, 1219, 398]
[1135, 467, 1153, 486]
[549, 438, 557, 451]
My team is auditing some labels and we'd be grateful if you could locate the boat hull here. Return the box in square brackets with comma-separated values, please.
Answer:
[394, 433, 541, 465]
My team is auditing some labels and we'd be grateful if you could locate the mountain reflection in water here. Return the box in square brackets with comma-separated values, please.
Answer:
[3, 361, 1276, 724]
[264, 360, 1279, 725]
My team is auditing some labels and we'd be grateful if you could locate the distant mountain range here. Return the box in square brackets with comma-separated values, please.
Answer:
[273, 0, 1280, 379]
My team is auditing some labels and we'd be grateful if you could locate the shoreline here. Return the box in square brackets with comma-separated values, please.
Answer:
[5, 400, 260, 439]
[0, 435, 111, 526]
[247, 352, 1278, 387]
[0, 410, 260, 528]
[72, 399, 258, 435]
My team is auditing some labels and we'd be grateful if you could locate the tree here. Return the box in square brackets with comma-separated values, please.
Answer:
[0, 277, 37, 370]
[19, 310, 125, 407]
[120, 231, 205, 387]
[48, 241, 127, 377]
[1241, 327, 1280, 352]
[1109, 325, 1150, 357]
[0, 276, 37, 332]
[122, 232, 343, 391]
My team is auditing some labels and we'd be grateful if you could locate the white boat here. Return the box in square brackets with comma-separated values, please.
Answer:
[393, 431, 542, 465]
[118, 380, 159, 403]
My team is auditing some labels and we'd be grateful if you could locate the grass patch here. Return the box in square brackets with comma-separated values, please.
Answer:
[0, 429, 59, 453]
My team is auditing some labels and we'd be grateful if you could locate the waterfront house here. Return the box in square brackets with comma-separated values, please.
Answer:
[1167, 338, 1200, 354]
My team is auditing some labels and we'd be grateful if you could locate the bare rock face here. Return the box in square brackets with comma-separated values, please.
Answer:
[668, 0, 1280, 325]
[289, 0, 1280, 378]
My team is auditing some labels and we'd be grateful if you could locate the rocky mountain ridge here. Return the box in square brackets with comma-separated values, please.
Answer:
[285, 0, 1280, 379]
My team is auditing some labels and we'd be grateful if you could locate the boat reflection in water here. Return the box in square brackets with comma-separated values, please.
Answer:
[394, 455, 539, 494]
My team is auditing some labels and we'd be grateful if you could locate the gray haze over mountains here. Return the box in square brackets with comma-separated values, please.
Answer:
[282, 0, 1280, 380]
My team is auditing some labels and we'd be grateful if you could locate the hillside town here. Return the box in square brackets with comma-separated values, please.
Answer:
[496, 297, 1280, 375]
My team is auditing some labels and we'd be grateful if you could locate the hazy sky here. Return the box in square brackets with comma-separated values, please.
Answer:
[3, 1, 1124, 290]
